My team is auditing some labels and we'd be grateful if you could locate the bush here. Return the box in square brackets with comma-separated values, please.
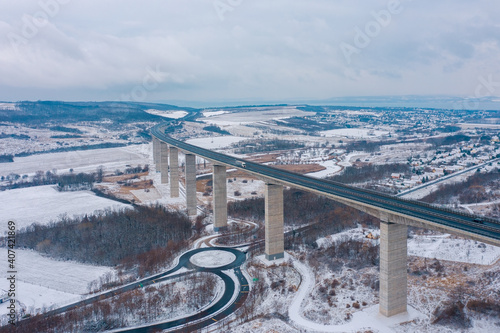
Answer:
[466, 299, 500, 316]
[202, 125, 230, 135]
[432, 301, 470, 328]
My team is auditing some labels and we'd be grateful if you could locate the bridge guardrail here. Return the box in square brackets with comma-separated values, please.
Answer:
[151, 123, 500, 240]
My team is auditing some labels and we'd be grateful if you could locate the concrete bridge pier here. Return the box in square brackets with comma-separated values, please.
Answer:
[152, 138, 159, 171]
[160, 142, 169, 184]
[157, 139, 163, 172]
[265, 183, 284, 260]
[379, 220, 408, 317]
[169, 147, 179, 197]
[185, 154, 197, 216]
[213, 165, 227, 231]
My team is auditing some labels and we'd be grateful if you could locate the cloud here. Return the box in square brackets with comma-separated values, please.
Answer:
[0, 0, 499, 102]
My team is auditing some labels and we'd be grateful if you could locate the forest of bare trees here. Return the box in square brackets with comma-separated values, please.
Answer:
[228, 189, 379, 249]
[15, 205, 192, 271]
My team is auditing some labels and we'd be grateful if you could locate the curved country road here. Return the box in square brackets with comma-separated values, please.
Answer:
[28, 247, 249, 332]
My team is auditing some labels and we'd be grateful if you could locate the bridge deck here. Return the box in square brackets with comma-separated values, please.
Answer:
[151, 124, 500, 246]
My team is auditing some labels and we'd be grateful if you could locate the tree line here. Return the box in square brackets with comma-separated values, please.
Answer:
[231, 139, 306, 154]
[1, 169, 101, 191]
[1, 164, 148, 191]
[341, 140, 393, 153]
[327, 163, 411, 184]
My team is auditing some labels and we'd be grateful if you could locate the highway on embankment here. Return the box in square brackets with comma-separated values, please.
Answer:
[152, 123, 500, 246]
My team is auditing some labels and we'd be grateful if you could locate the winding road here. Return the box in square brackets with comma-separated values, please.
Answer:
[27, 246, 249, 332]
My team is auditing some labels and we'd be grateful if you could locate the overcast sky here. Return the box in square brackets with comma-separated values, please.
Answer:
[0, 0, 499, 104]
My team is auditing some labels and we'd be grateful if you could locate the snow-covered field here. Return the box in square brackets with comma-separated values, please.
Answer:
[320, 128, 389, 138]
[0, 249, 113, 315]
[201, 107, 315, 126]
[144, 109, 187, 119]
[186, 136, 248, 149]
[202, 110, 228, 117]
[0, 102, 18, 110]
[1, 185, 131, 233]
[0, 144, 149, 177]
[307, 159, 342, 178]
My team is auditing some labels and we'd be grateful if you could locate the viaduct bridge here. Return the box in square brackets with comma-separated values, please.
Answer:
[150, 123, 500, 318]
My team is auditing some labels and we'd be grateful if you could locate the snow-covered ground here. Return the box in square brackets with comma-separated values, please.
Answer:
[201, 107, 315, 126]
[316, 226, 500, 266]
[289, 256, 424, 332]
[105, 272, 225, 332]
[147, 167, 187, 208]
[232, 225, 500, 333]
[226, 177, 265, 200]
[0, 144, 149, 177]
[315, 226, 379, 248]
[144, 109, 187, 119]
[408, 234, 500, 265]
[338, 151, 366, 167]
[190, 250, 236, 268]
[320, 128, 389, 138]
[202, 110, 228, 117]
[186, 136, 248, 149]
[1, 185, 131, 233]
[0, 249, 113, 316]
[307, 159, 342, 178]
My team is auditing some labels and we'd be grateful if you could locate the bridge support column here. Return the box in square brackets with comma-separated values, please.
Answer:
[185, 154, 197, 216]
[265, 183, 284, 260]
[160, 142, 169, 184]
[169, 147, 179, 197]
[157, 139, 163, 173]
[213, 165, 227, 232]
[152, 138, 159, 171]
[379, 221, 408, 317]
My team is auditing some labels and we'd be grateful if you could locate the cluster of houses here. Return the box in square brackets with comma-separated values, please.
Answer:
[388, 139, 500, 191]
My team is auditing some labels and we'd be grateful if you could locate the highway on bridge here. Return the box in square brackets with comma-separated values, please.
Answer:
[152, 123, 500, 246]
